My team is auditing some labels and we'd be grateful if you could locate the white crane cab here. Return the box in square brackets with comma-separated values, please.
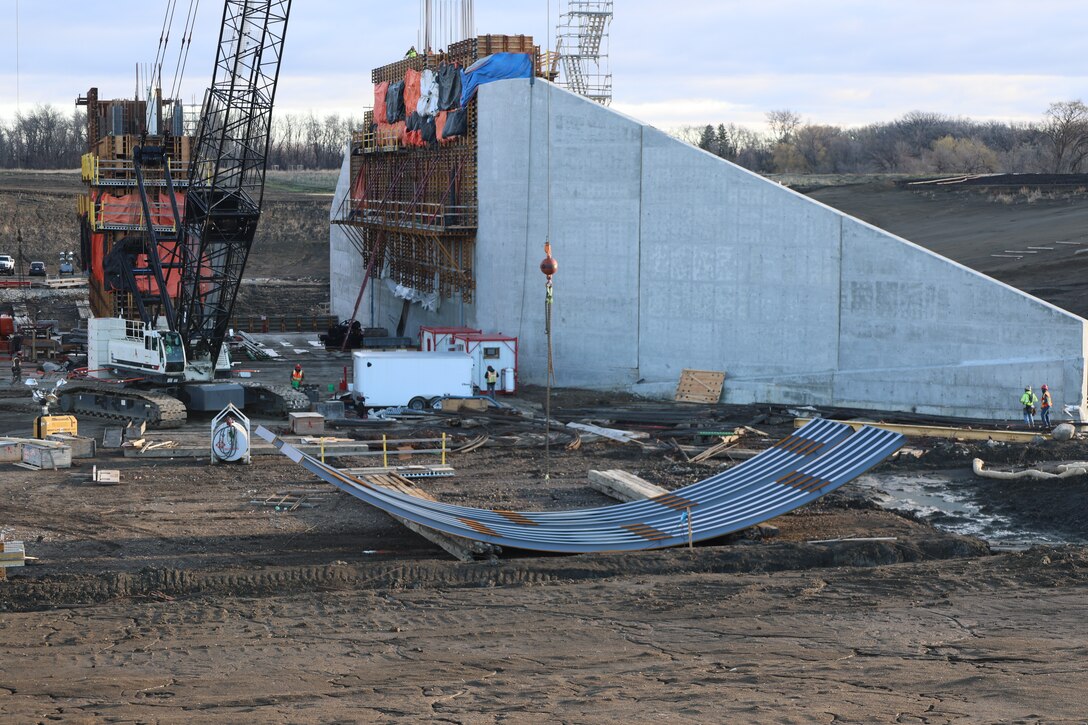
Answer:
[87, 318, 187, 382]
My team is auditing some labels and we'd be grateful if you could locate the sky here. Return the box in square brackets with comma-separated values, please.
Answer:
[1, 0, 1087, 132]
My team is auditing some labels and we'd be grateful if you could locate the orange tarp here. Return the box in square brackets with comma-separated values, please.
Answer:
[134, 241, 182, 298]
[90, 232, 106, 283]
[374, 81, 389, 124]
[350, 169, 366, 206]
[404, 69, 421, 119]
[99, 190, 184, 227]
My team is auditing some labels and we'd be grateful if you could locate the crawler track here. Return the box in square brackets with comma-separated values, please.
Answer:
[240, 382, 311, 415]
[58, 380, 188, 428]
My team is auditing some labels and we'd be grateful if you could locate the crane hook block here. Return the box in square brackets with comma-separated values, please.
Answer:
[540, 242, 558, 279]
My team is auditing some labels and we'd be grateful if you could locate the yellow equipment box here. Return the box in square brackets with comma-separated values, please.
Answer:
[34, 415, 78, 439]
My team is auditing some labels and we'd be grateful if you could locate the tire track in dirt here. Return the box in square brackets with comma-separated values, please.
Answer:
[0, 535, 989, 612]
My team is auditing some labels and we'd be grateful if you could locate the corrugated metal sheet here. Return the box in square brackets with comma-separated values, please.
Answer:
[255, 418, 904, 554]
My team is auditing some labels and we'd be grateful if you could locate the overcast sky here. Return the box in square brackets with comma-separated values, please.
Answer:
[1, 1, 1086, 132]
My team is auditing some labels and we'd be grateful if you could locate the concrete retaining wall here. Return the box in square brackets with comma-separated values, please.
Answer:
[331, 78, 1088, 420]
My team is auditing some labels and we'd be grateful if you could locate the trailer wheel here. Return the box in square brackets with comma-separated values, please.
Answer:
[408, 396, 427, 411]
[427, 396, 442, 409]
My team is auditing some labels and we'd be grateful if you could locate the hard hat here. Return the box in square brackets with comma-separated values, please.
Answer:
[1042, 384, 1048, 390]
[295, 364, 302, 370]
[1025, 386, 1031, 391]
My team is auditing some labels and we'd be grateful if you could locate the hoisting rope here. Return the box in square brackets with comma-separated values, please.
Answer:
[542, 0, 554, 481]
[543, 244, 556, 479]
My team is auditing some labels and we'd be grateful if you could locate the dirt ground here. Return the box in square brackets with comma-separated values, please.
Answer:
[3, 376, 1088, 721]
[3, 172, 1088, 720]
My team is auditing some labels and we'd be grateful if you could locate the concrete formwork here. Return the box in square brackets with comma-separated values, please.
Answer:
[332, 78, 1088, 421]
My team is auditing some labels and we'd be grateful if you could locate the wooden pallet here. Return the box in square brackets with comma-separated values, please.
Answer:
[674, 369, 726, 404]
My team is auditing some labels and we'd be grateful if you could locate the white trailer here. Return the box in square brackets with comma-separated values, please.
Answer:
[351, 350, 474, 409]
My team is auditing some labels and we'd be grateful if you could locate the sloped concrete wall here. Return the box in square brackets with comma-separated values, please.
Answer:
[471, 78, 1088, 420]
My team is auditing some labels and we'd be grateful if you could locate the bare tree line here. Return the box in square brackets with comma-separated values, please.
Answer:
[0, 107, 87, 169]
[673, 101, 1088, 176]
[0, 106, 361, 171]
[6, 100, 1088, 177]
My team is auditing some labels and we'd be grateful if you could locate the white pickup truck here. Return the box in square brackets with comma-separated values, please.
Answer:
[0, 255, 14, 275]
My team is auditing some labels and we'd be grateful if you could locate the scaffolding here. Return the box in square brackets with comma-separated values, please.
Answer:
[332, 35, 542, 307]
[76, 89, 193, 320]
[554, 1, 613, 106]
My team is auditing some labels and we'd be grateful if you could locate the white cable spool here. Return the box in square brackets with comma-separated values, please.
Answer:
[211, 403, 251, 464]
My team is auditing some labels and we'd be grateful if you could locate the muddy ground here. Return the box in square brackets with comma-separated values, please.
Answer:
[3, 172, 1088, 720]
[3, 375, 1088, 721]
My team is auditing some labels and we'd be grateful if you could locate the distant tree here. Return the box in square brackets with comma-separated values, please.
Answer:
[1042, 100, 1088, 173]
[715, 123, 736, 160]
[925, 136, 998, 173]
[697, 124, 716, 153]
[766, 109, 801, 144]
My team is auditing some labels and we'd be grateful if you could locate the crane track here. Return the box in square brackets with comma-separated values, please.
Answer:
[58, 381, 188, 429]
[240, 382, 311, 415]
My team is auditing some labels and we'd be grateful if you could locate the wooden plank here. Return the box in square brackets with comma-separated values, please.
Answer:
[675, 369, 726, 404]
[588, 469, 669, 503]
[360, 471, 495, 562]
[793, 417, 1047, 443]
[566, 422, 647, 444]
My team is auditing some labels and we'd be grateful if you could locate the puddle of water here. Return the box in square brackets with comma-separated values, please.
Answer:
[854, 472, 1072, 550]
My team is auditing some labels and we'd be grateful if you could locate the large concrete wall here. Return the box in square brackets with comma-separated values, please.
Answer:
[331, 79, 1088, 420]
[469, 78, 1088, 421]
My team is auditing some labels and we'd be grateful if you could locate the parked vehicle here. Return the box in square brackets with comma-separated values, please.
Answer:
[0, 255, 14, 275]
[351, 350, 473, 410]
[28, 261, 46, 277]
[58, 260, 75, 276]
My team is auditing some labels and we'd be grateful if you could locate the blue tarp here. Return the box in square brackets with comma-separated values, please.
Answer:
[460, 52, 533, 107]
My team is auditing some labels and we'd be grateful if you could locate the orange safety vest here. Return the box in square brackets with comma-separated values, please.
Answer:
[291, 369, 304, 383]
[1041, 391, 1052, 409]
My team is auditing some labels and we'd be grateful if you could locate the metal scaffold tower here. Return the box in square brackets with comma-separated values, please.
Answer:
[555, 1, 613, 106]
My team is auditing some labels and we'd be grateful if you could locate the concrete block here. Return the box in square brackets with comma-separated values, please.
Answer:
[314, 400, 346, 419]
[289, 412, 325, 435]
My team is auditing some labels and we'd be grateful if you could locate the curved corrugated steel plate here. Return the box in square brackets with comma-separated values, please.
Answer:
[255, 418, 904, 554]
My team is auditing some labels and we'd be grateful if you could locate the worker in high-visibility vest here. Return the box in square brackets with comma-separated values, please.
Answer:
[1019, 386, 1039, 428]
[1039, 384, 1053, 429]
[485, 365, 498, 398]
[291, 363, 305, 390]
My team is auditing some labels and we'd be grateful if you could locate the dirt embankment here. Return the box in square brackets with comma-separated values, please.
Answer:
[0, 170, 334, 315]
[806, 179, 1088, 318]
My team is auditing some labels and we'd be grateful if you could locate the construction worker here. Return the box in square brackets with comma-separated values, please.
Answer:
[1020, 386, 1039, 428]
[405, 45, 419, 58]
[10, 353, 21, 384]
[290, 363, 305, 390]
[485, 365, 498, 397]
[1040, 384, 1053, 429]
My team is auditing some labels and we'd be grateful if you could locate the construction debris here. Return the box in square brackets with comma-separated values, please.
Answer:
[91, 466, 121, 485]
[0, 540, 26, 580]
[972, 458, 1088, 481]
[251, 489, 335, 511]
[794, 417, 1048, 443]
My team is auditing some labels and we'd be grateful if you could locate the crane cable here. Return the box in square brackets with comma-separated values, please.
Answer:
[168, 0, 201, 104]
[543, 0, 555, 481]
